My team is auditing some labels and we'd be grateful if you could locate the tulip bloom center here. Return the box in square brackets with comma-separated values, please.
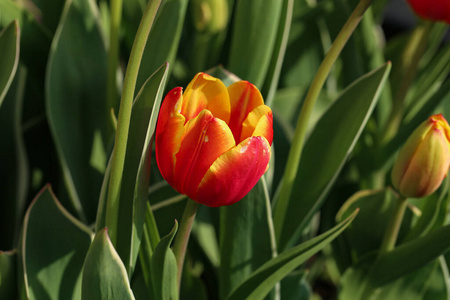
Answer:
[155, 73, 273, 207]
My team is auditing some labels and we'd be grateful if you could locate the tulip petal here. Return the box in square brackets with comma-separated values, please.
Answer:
[194, 136, 271, 207]
[240, 105, 273, 145]
[156, 88, 186, 186]
[228, 81, 264, 143]
[174, 109, 235, 196]
[182, 73, 230, 123]
[399, 128, 450, 197]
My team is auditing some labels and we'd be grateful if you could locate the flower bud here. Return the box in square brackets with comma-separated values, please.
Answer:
[391, 114, 450, 198]
[407, 0, 450, 23]
[191, 0, 228, 33]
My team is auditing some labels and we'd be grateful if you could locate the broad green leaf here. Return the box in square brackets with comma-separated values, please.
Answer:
[404, 178, 449, 241]
[227, 0, 283, 88]
[370, 222, 450, 287]
[226, 209, 358, 300]
[0, 66, 28, 250]
[114, 63, 168, 275]
[46, 0, 109, 223]
[275, 62, 391, 250]
[0, 20, 19, 107]
[136, 0, 188, 91]
[339, 258, 440, 300]
[0, 0, 51, 80]
[335, 188, 411, 259]
[220, 179, 275, 299]
[280, 271, 311, 300]
[19, 185, 92, 300]
[81, 228, 135, 300]
[151, 222, 178, 300]
[0, 250, 17, 299]
[262, 0, 293, 107]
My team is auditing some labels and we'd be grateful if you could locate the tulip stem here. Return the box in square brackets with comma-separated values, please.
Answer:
[379, 195, 408, 255]
[105, 0, 162, 246]
[273, 0, 373, 249]
[172, 198, 199, 289]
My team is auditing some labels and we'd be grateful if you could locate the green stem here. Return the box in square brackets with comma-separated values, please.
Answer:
[172, 199, 199, 289]
[106, 0, 123, 117]
[273, 0, 373, 248]
[381, 21, 433, 145]
[105, 0, 162, 246]
[379, 195, 408, 255]
[360, 195, 408, 299]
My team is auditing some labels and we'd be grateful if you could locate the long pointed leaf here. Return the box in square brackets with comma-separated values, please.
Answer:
[275, 62, 391, 250]
[226, 209, 358, 300]
[19, 186, 93, 300]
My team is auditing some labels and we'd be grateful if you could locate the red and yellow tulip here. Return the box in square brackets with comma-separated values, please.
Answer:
[407, 0, 450, 23]
[391, 114, 450, 198]
[155, 73, 273, 207]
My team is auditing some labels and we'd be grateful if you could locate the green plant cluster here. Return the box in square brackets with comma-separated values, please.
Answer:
[0, 0, 449, 299]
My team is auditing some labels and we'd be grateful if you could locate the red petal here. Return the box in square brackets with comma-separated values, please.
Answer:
[174, 109, 235, 196]
[194, 136, 271, 207]
[155, 87, 185, 187]
[228, 81, 264, 143]
[240, 105, 273, 145]
[181, 73, 230, 123]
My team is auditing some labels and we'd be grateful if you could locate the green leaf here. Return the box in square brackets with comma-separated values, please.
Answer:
[81, 228, 135, 300]
[335, 188, 411, 259]
[0, 65, 28, 250]
[114, 63, 168, 275]
[151, 222, 179, 300]
[226, 209, 358, 300]
[46, 0, 109, 223]
[19, 185, 92, 300]
[275, 62, 391, 250]
[0, 250, 17, 299]
[370, 222, 450, 287]
[261, 0, 293, 107]
[0, 0, 51, 81]
[136, 0, 188, 91]
[0, 20, 19, 107]
[220, 179, 276, 299]
[227, 0, 283, 87]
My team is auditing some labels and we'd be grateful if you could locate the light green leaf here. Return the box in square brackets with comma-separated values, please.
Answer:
[370, 222, 450, 287]
[113, 63, 168, 275]
[0, 250, 17, 299]
[0, 20, 19, 107]
[275, 62, 391, 250]
[151, 222, 178, 300]
[226, 209, 358, 300]
[227, 0, 283, 87]
[19, 185, 93, 300]
[81, 228, 135, 300]
[220, 179, 275, 299]
[46, 0, 109, 223]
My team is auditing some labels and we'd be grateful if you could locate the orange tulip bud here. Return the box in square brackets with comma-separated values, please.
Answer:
[155, 73, 273, 207]
[407, 0, 450, 23]
[391, 114, 450, 198]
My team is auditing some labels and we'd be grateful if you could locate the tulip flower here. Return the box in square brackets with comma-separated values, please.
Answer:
[391, 114, 450, 198]
[155, 73, 273, 207]
[407, 0, 450, 23]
